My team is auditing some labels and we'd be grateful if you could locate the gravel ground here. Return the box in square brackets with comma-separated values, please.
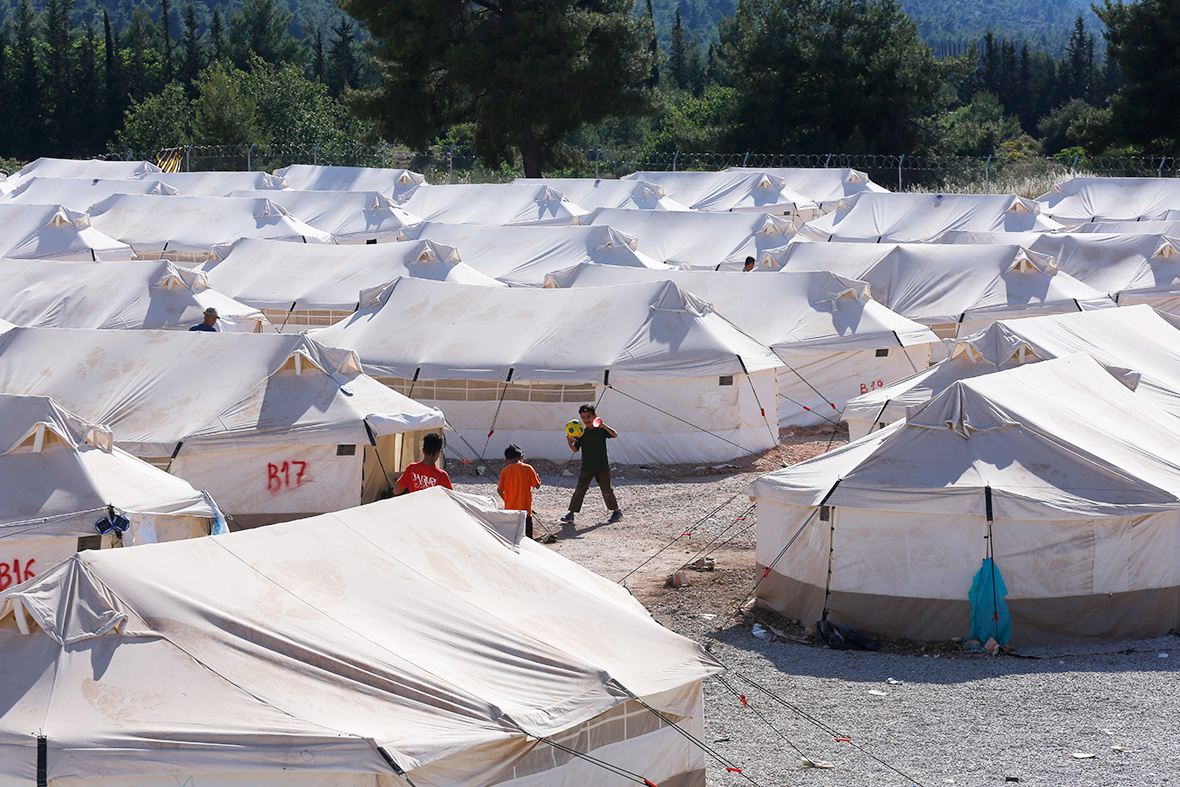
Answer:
[450, 427, 1180, 787]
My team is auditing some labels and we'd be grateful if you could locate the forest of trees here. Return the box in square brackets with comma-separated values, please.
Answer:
[0, 0, 1176, 174]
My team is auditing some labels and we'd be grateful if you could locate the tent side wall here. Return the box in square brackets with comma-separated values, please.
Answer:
[361, 431, 428, 503]
[774, 346, 929, 427]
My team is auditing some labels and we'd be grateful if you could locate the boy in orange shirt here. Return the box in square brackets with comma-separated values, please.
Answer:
[498, 444, 542, 539]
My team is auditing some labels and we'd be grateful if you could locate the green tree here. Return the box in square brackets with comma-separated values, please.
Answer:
[115, 80, 192, 152]
[227, 0, 301, 69]
[191, 62, 263, 144]
[42, 0, 74, 151]
[1097, 0, 1180, 150]
[208, 10, 226, 63]
[324, 17, 358, 98]
[936, 91, 1023, 156]
[159, 0, 175, 85]
[179, 4, 205, 90]
[12, 0, 41, 159]
[342, 0, 657, 176]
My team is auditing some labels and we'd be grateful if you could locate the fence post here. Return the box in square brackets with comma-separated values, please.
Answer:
[672, 151, 679, 172]
[897, 154, 905, 192]
[126, 149, 133, 161]
[595, 148, 601, 179]
[985, 154, 992, 194]
[247, 143, 255, 171]
[825, 153, 832, 168]
[1160, 156, 1167, 177]
[1071, 154, 1079, 177]
[742, 151, 750, 167]
[185, 146, 191, 172]
[449, 144, 455, 184]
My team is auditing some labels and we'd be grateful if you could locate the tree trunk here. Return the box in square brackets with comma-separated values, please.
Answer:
[521, 143, 543, 178]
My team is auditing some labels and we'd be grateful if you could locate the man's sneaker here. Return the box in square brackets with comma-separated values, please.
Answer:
[608, 510, 624, 523]
[559, 512, 575, 524]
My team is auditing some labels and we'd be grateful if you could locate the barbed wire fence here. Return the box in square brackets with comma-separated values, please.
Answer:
[111, 144, 1180, 193]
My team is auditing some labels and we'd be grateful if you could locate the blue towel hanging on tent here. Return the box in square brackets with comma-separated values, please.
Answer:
[968, 557, 1011, 645]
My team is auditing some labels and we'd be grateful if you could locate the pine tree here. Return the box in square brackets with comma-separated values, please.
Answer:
[160, 0, 175, 85]
[669, 7, 687, 89]
[644, 0, 659, 89]
[1097, 0, 1180, 149]
[227, 0, 301, 68]
[179, 4, 205, 91]
[74, 27, 103, 155]
[43, 0, 74, 151]
[325, 17, 358, 97]
[209, 10, 226, 62]
[13, 0, 42, 158]
[311, 29, 325, 82]
[103, 11, 125, 147]
[0, 30, 10, 156]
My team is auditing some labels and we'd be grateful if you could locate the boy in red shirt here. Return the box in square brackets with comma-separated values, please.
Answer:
[498, 444, 541, 538]
[393, 433, 452, 495]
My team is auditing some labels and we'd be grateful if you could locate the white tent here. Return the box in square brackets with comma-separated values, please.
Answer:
[228, 189, 422, 244]
[86, 195, 334, 262]
[772, 241, 1115, 341]
[724, 167, 888, 211]
[140, 170, 289, 196]
[544, 263, 939, 426]
[398, 222, 671, 286]
[0, 488, 721, 787]
[316, 278, 783, 464]
[512, 178, 692, 211]
[1, 177, 179, 210]
[203, 237, 503, 332]
[623, 170, 820, 221]
[394, 183, 591, 226]
[0, 393, 217, 596]
[798, 193, 1063, 242]
[274, 163, 426, 199]
[1036, 177, 1180, 224]
[0, 328, 445, 525]
[7, 157, 161, 186]
[842, 304, 1180, 439]
[749, 354, 1180, 645]
[939, 231, 1180, 313]
[1069, 219, 1180, 235]
[583, 208, 797, 270]
[0, 259, 266, 332]
[0, 203, 134, 260]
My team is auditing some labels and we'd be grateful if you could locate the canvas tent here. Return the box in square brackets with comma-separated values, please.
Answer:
[772, 241, 1114, 341]
[842, 304, 1180, 439]
[0, 204, 134, 260]
[316, 278, 783, 464]
[623, 170, 820, 221]
[1036, 177, 1180, 224]
[544, 263, 939, 426]
[797, 193, 1063, 242]
[0, 328, 445, 525]
[749, 354, 1180, 646]
[583, 208, 796, 270]
[274, 163, 426, 199]
[398, 222, 670, 286]
[0, 393, 218, 596]
[724, 167, 888, 211]
[86, 194, 334, 262]
[140, 170, 289, 196]
[0, 488, 721, 787]
[1, 177, 179, 210]
[0, 259, 266, 332]
[203, 237, 502, 332]
[1069, 219, 1180, 235]
[393, 183, 591, 226]
[6, 157, 160, 186]
[512, 178, 692, 211]
[228, 189, 422, 244]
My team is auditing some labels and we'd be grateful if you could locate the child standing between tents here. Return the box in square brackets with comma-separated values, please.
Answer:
[392, 433, 452, 495]
[498, 444, 541, 538]
[561, 404, 623, 524]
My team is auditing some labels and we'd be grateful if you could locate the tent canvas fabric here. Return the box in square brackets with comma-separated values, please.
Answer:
[1, 177, 179, 211]
[748, 354, 1180, 645]
[227, 189, 423, 244]
[841, 304, 1180, 439]
[1036, 177, 1180, 224]
[203, 237, 503, 331]
[273, 164, 426, 199]
[86, 195, 334, 262]
[0, 393, 215, 596]
[0, 328, 445, 523]
[1069, 219, 1180, 235]
[0, 488, 721, 786]
[622, 171, 820, 220]
[140, 170, 289, 196]
[723, 167, 888, 211]
[583, 208, 797, 271]
[543, 263, 939, 426]
[314, 278, 783, 464]
[797, 193, 1064, 242]
[0, 260, 266, 332]
[394, 184, 591, 226]
[0, 204, 134, 260]
[7, 157, 161, 186]
[512, 178, 692, 211]
[397, 222, 671, 286]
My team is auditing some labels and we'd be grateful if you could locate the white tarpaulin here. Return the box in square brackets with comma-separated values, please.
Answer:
[227, 189, 423, 243]
[798, 193, 1064, 242]
[140, 170, 289, 196]
[842, 304, 1180, 438]
[397, 222, 671, 286]
[623, 170, 820, 220]
[394, 183, 590, 226]
[0, 488, 721, 786]
[1069, 219, 1180, 235]
[0, 204, 134, 260]
[86, 195, 334, 262]
[1036, 177, 1180, 224]
[203, 237, 503, 331]
[584, 208, 797, 270]
[7, 157, 160, 186]
[543, 263, 939, 425]
[512, 178, 692, 211]
[316, 278, 783, 463]
[1, 177, 179, 210]
[724, 167, 888, 211]
[274, 164, 426, 199]
[749, 354, 1180, 644]
[0, 259, 266, 332]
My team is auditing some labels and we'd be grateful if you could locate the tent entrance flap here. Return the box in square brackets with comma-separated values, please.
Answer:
[362, 431, 426, 502]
